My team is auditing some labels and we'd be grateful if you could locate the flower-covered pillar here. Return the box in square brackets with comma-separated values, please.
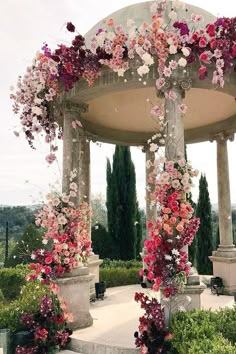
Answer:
[210, 133, 236, 294]
[145, 146, 157, 237]
[77, 132, 103, 299]
[60, 102, 93, 329]
[159, 77, 205, 310]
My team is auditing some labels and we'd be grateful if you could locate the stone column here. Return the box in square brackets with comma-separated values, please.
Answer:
[62, 109, 80, 206]
[78, 135, 91, 206]
[159, 78, 205, 312]
[61, 103, 93, 329]
[210, 133, 236, 294]
[78, 134, 103, 299]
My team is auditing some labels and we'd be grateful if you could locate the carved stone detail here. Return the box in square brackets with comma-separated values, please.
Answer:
[210, 132, 235, 143]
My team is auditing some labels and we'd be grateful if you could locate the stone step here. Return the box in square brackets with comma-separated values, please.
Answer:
[60, 350, 84, 354]
[68, 338, 139, 354]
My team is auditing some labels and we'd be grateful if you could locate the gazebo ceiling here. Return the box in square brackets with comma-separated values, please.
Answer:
[62, 1, 236, 145]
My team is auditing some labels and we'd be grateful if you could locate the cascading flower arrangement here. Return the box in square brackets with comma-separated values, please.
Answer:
[134, 292, 174, 354]
[141, 156, 200, 297]
[10, 0, 236, 162]
[27, 170, 92, 282]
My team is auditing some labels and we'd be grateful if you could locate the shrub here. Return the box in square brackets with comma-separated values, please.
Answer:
[101, 258, 142, 269]
[0, 267, 29, 301]
[187, 335, 236, 354]
[100, 267, 140, 287]
[171, 308, 236, 354]
[215, 306, 236, 345]
[0, 281, 47, 332]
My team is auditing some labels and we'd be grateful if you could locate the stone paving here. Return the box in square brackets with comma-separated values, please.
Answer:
[71, 283, 235, 350]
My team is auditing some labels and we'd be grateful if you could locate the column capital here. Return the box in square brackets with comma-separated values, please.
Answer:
[157, 77, 192, 99]
[61, 100, 89, 114]
[210, 132, 234, 143]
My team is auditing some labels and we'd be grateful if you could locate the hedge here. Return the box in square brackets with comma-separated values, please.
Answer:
[100, 267, 140, 288]
[101, 259, 142, 269]
[0, 266, 29, 301]
[171, 308, 236, 353]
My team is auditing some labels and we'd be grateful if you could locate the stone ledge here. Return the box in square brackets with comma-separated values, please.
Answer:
[209, 255, 236, 263]
[57, 274, 94, 285]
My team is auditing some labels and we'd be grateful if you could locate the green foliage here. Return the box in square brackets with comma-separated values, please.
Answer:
[0, 281, 47, 332]
[0, 289, 5, 303]
[0, 206, 37, 241]
[91, 223, 112, 258]
[171, 308, 236, 354]
[215, 306, 236, 345]
[101, 258, 142, 269]
[196, 174, 213, 274]
[106, 146, 141, 260]
[187, 335, 236, 354]
[91, 194, 107, 228]
[6, 224, 44, 267]
[185, 145, 197, 266]
[100, 267, 140, 287]
[0, 266, 28, 301]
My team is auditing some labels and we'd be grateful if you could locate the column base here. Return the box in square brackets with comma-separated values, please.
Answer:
[87, 254, 103, 300]
[212, 245, 236, 258]
[160, 282, 206, 326]
[209, 254, 236, 294]
[57, 266, 94, 330]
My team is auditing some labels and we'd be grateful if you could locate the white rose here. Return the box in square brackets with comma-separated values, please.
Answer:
[107, 32, 116, 41]
[141, 52, 154, 66]
[178, 57, 187, 67]
[168, 11, 177, 21]
[137, 64, 149, 76]
[169, 45, 177, 54]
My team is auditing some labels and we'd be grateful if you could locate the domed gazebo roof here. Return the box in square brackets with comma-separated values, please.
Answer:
[62, 1, 236, 146]
[85, 1, 216, 42]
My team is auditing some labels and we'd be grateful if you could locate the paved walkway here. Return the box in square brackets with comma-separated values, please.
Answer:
[72, 284, 235, 349]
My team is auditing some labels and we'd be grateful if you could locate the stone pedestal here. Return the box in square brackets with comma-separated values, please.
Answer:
[209, 255, 236, 294]
[57, 267, 94, 330]
[161, 282, 206, 325]
[87, 254, 103, 299]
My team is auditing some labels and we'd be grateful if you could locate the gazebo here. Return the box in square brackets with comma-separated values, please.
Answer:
[12, 0, 236, 331]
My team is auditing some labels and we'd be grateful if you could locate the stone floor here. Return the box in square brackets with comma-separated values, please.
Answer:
[71, 283, 235, 349]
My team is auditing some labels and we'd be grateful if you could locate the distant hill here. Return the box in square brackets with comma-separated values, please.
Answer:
[211, 203, 236, 211]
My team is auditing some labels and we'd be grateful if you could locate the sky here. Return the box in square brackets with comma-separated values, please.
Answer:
[0, 0, 236, 208]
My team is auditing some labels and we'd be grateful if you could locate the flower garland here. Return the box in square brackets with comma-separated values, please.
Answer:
[10, 0, 236, 162]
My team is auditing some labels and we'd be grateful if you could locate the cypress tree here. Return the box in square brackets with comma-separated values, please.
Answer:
[195, 174, 213, 275]
[184, 145, 197, 266]
[106, 146, 139, 260]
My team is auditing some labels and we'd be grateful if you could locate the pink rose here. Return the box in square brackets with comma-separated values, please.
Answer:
[176, 224, 184, 232]
[199, 66, 207, 73]
[199, 37, 207, 48]
[64, 258, 70, 264]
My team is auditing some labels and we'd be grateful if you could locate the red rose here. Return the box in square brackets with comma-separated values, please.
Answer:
[147, 221, 153, 229]
[207, 24, 215, 37]
[210, 38, 217, 50]
[191, 33, 199, 42]
[199, 52, 210, 63]
[199, 66, 207, 73]
[45, 255, 53, 264]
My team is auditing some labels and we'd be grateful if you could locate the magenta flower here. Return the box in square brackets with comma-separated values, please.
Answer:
[66, 22, 75, 32]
